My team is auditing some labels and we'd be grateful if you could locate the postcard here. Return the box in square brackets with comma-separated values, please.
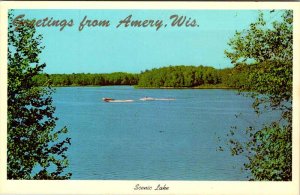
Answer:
[0, 1, 299, 195]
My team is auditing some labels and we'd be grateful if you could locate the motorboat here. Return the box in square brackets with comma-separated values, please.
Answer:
[102, 97, 134, 103]
[102, 97, 114, 102]
[103, 97, 175, 103]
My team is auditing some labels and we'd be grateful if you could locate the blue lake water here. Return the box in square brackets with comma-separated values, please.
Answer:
[52, 86, 276, 180]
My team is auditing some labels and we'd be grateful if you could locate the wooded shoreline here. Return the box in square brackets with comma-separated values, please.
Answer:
[34, 64, 250, 90]
[50, 85, 237, 89]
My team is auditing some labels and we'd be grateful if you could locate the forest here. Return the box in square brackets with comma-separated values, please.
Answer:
[137, 64, 251, 89]
[34, 64, 251, 89]
[34, 72, 139, 86]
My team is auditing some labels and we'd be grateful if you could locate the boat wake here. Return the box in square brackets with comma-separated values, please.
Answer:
[139, 97, 175, 101]
[102, 97, 175, 103]
[107, 100, 134, 103]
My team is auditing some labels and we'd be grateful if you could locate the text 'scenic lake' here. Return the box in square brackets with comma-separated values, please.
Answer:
[53, 86, 275, 180]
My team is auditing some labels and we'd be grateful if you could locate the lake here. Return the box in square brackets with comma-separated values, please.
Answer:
[52, 86, 275, 180]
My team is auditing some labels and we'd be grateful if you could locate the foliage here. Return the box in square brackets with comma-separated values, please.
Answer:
[7, 11, 71, 179]
[219, 63, 252, 89]
[34, 72, 139, 86]
[224, 10, 292, 180]
[138, 65, 222, 88]
[34, 65, 252, 89]
[34, 64, 254, 89]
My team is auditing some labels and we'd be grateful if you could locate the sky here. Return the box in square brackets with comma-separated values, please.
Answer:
[13, 9, 275, 74]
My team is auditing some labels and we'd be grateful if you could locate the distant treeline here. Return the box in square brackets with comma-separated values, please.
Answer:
[34, 72, 139, 86]
[34, 65, 251, 89]
[138, 65, 250, 89]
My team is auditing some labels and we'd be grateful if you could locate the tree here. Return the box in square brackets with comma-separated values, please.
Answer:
[224, 10, 292, 180]
[7, 11, 72, 179]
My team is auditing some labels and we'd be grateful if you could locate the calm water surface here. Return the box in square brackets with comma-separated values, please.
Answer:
[52, 86, 275, 180]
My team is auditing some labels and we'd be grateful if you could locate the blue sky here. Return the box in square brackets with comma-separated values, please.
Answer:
[13, 9, 274, 74]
